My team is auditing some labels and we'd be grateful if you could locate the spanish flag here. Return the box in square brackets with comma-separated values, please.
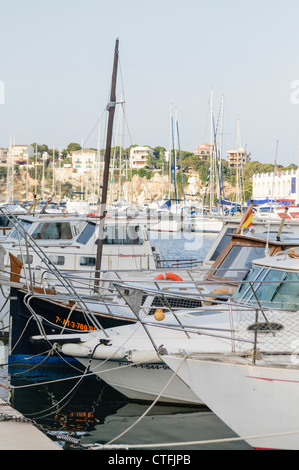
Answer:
[241, 210, 253, 228]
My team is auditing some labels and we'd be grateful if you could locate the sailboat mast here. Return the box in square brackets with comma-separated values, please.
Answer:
[95, 38, 119, 281]
[168, 101, 172, 199]
[236, 117, 240, 205]
[171, 108, 177, 208]
[219, 95, 224, 207]
[209, 89, 214, 214]
[176, 110, 185, 204]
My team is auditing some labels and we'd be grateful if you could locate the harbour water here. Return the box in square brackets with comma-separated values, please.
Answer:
[1, 232, 252, 451]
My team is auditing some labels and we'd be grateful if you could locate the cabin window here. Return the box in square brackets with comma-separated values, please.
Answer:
[79, 256, 96, 266]
[9, 220, 33, 239]
[214, 245, 266, 280]
[16, 254, 33, 265]
[270, 271, 299, 310]
[237, 268, 286, 307]
[0, 216, 12, 228]
[210, 228, 235, 261]
[233, 266, 263, 300]
[49, 255, 65, 266]
[103, 225, 142, 245]
[76, 222, 96, 245]
[31, 222, 73, 240]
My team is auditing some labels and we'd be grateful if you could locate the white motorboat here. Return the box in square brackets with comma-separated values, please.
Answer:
[160, 251, 299, 449]
[31, 249, 299, 404]
[8, 214, 299, 366]
[9, 216, 299, 360]
[2, 211, 157, 276]
[163, 353, 299, 450]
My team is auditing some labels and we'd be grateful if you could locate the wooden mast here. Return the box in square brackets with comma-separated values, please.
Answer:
[95, 38, 119, 285]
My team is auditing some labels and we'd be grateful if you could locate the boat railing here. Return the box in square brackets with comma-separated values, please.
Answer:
[0, 205, 109, 335]
[95, 277, 299, 364]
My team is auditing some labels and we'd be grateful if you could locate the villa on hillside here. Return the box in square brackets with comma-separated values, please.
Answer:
[130, 146, 154, 169]
[71, 148, 102, 173]
[8, 144, 34, 163]
[227, 148, 251, 168]
[193, 143, 212, 161]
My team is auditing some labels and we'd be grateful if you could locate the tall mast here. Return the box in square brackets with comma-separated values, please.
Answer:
[52, 146, 55, 196]
[219, 95, 224, 206]
[118, 92, 124, 201]
[168, 100, 172, 199]
[236, 117, 240, 205]
[209, 89, 214, 214]
[176, 109, 185, 204]
[35, 143, 38, 197]
[95, 38, 119, 283]
[171, 106, 177, 209]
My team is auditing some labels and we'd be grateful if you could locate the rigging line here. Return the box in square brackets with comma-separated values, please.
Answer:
[24, 372, 88, 419]
[104, 356, 187, 446]
[117, 57, 134, 147]
[10, 350, 54, 376]
[82, 106, 107, 149]
[87, 429, 299, 450]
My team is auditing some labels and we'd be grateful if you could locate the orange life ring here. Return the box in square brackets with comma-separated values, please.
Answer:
[288, 249, 299, 258]
[154, 273, 183, 282]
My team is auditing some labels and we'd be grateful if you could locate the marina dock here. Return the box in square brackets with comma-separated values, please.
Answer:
[0, 398, 60, 450]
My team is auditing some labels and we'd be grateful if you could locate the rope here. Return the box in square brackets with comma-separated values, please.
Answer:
[104, 356, 187, 446]
[85, 429, 299, 450]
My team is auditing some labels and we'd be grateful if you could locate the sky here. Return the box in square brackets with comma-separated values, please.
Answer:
[1, 0, 299, 165]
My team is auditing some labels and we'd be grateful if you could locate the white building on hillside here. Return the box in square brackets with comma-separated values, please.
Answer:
[130, 146, 154, 169]
[252, 169, 299, 204]
[8, 144, 34, 163]
[227, 148, 251, 168]
[71, 148, 101, 173]
[193, 143, 212, 162]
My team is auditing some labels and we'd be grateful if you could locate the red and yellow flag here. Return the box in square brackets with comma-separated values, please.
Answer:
[241, 210, 253, 228]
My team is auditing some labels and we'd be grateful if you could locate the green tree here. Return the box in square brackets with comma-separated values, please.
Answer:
[65, 143, 81, 154]
[31, 143, 49, 155]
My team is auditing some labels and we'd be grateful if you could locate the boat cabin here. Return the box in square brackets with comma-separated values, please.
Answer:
[232, 250, 299, 311]
[3, 213, 156, 271]
[205, 232, 299, 286]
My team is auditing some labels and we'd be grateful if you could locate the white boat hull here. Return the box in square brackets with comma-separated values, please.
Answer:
[75, 356, 204, 405]
[186, 218, 223, 233]
[163, 355, 299, 450]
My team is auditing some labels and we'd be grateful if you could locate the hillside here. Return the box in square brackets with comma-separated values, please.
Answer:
[0, 144, 297, 204]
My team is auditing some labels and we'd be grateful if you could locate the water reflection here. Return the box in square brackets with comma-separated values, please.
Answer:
[8, 364, 251, 450]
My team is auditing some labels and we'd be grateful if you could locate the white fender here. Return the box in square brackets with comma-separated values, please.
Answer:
[126, 349, 162, 364]
[59, 342, 127, 360]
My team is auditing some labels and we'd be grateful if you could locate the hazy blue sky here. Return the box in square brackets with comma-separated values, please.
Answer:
[1, 0, 299, 165]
